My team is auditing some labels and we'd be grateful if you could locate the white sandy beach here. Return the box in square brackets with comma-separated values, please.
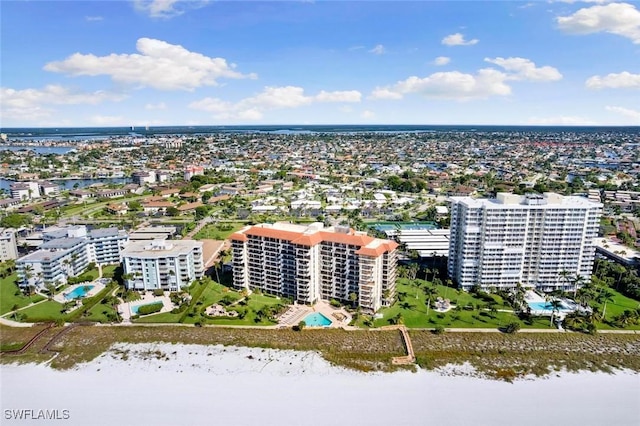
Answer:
[2, 343, 639, 426]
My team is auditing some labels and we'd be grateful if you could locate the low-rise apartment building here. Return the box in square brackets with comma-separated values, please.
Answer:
[121, 239, 204, 291]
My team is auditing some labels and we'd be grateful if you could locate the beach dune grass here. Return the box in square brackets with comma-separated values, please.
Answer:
[44, 326, 407, 371]
[409, 331, 640, 379]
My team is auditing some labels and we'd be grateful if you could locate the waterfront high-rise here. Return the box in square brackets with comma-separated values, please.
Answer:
[231, 222, 398, 311]
[448, 192, 602, 292]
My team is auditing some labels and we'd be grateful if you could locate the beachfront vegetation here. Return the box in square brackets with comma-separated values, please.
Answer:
[2, 324, 638, 381]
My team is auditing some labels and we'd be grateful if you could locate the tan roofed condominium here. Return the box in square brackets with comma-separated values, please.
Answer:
[231, 222, 398, 312]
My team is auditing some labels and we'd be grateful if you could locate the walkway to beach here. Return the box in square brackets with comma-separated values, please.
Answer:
[380, 325, 416, 364]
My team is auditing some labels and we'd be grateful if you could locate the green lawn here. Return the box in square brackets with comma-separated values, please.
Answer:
[101, 264, 118, 279]
[19, 300, 65, 322]
[193, 222, 245, 240]
[594, 288, 640, 330]
[0, 273, 45, 315]
[134, 279, 284, 326]
[363, 279, 517, 328]
[84, 302, 118, 323]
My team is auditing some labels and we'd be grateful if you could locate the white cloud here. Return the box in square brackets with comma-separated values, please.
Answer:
[605, 105, 640, 121]
[556, 2, 640, 44]
[370, 87, 404, 100]
[44, 38, 256, 91]
[370, 69, 511, 101]
[1, 85, 124, 108]
[145, 102, 167, 110]
[585, 71, 640, 89]
[243, 86, 312, 109]
[189, 86, 362, 120]
[484, 57, 562, 81]
[441, 33, 479, 46]
[315, 90, 362, 103]
[0, 85, 125, 124]
[369, 44, 386, 55]
[434, 56, 451, 66]
[527, 116, 597, 125]
[133, 0, 208, 19]
[361, 110, 375, 119]
[89, 115, 125, 126]
[85, 16, 103, 22]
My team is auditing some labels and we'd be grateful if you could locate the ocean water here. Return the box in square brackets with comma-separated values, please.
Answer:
[1, 125, 638, 141]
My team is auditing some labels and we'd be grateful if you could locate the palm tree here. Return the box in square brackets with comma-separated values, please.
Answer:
[423, 286, 438, 316]
[549, 299, 563, 327]
[571, 274, 586, 298]
[558, 269, 572, 292]
[597, 289, 615, 321]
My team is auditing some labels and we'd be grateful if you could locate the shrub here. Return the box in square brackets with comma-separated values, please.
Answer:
[432, 325, 445, 334]
[153, 289, 164, 297]
[503, 322, 521, 334]
[136, 302, 163, 315]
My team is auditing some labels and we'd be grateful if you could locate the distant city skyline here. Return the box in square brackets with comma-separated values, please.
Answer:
[1, 0, 639, 127]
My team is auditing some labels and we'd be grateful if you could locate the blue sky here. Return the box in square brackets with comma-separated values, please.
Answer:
[1, 0, 639, 127]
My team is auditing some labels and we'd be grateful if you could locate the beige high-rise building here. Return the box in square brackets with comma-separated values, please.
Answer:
[231, 222, 398, 312]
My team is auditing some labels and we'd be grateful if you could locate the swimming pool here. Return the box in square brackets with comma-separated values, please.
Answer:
[527, 301, 568, 313]
[64, 285, 94, 300]
[130, 302, 163, 315]
[303, 312, 332, 327]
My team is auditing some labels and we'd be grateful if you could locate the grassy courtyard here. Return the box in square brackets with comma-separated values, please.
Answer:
[193, 222, 245, 240]
[359, 279, 521, 329]
[134, 277, 284, 326]
[0, 273, 45, 315]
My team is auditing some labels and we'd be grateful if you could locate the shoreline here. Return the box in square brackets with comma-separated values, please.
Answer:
[2, 324, 639, 380]
[2, 342, 639, 426]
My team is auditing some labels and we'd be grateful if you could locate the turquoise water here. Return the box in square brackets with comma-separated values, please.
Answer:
[304, 312, 332, 327]
[64, 285, 94, 300]
[131, 302, 163, 315]
[528, 301, 567, 312]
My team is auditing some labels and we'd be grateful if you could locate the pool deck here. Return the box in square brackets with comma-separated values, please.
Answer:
[119, 293, 175, 322]
[277, 300, 352, 328]
[53, 282, 105, 304]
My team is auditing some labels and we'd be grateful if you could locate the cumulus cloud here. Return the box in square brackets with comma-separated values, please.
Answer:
[189, 86, 362, 120]
[89, 115, 125, 126]
[133, 0, 208, 19]
[434, 56, 451, 66]
[605, 105, 640, 121]
[1, 85, 124, 109]
[44, 38, 256, 91]
[369, 44, 386, 55]
[484, 57, 563, 81]
[370, 69, 511, 101]
[441, 33, 479, 46]
[0, 85, 124, 123]
[527, 116, 597, 125]
[361, 110, 376, 119]
[145, 102, 167, 110]
[315, 90, 362, 103]
[556, 2, 640, 44]
[585, 71, 640, 89]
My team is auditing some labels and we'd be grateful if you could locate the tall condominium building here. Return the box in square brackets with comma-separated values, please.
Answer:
[121, 239, 204, 291]
[0, 228, 18, 261]
[448, 192, 602, 292]
[231, 222, 398, 312]
[16, 226, 128, 290]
